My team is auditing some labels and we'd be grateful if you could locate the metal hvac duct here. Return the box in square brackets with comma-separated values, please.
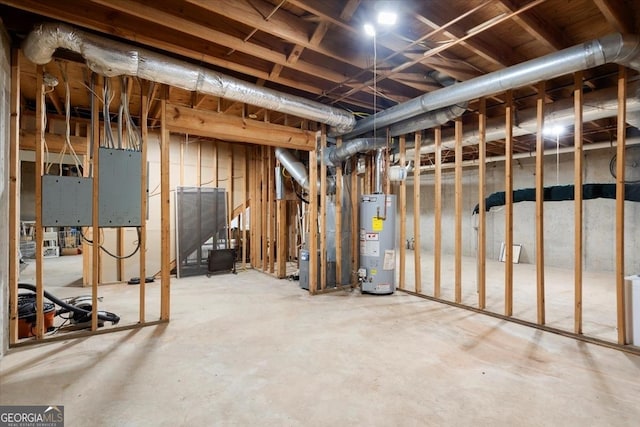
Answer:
[22, 23, 356, 134]
[274, 147, 335, 194]
[410, 80, 640, 156]
[340, 32, 640, 137]
[323, 137, 387, 167]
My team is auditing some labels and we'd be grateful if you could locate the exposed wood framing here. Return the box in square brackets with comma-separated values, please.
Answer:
[165, 104, 315, 150]
[351, 157, 358, 280]
[615, 66, 626, 344]
[398, 135, 406, 290]
[414, 132, 422, 294]
[309, 148, 319, 294]
[9, 48, 20, 344]
[139, 80, 149, 323]
[592, 0, 634, 33]
[261, 146, 268, 271]
[504, 90, 514, 317]
[320, 125, 327, 290]
[268, 148, 276, 274]
[90, 72, 100, 332]
[454, 118, 463, 303]
[243, 146, 248, 270]
[535, 82, 546, 325]
[434, 127, 442, 298]
[160, 85, 171, 320]
[477, 99, 486, 310]
[574, 72, 584, 334]
[335, 136, 343, 285]
[19, 131, 88, 155]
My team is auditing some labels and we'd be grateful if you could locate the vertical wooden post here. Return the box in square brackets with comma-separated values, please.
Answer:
[276, 186, 287, 278]
[268, 148, 276, 274]
[261, 146, 268, 271]
[117, 229, 125, 281]
[454, 118, 463, 303]
[309, 148, 319, 294]
[249, 147, 257, 268]
[160, 85, 171, 321]
[335, 136, 343, 285]
[574, 72, 584, 334]
[413, 132, 422, 294]
[212, 142, 218, 187]
[320, 126, 327, 289]
[91, 73, 101, 331]
[398, 135, 406, 290]
[478, 99, 487, 309]
[351, 157, 359, 282]
[616, 65, 627, 344]
[9, 48, 20, 344]
[536, 82, 546, 325]
[35, 66, 46, 339]
[505, 90, 514, 317]
[139, 80, 149, 323]
[434, 127, 442, 298]
[197, 140, 202, 186]
[242, 146, 248, 269]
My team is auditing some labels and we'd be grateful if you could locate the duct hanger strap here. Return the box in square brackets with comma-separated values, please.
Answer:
[22, 23, 356, 134]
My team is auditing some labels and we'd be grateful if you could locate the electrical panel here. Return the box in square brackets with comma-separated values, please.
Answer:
[41, 175, 93, 226]
[98, 148, 142, 227]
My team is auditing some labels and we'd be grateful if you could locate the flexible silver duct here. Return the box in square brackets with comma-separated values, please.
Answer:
[22, 23, 356, 134]
[340, 32, 640, 137]
[407, 80, 640, 156]
[389, 103, 468, 137]
[323, 137, 387, 167]
[274, 147, 336, 194]
[374, 148, 385, 194]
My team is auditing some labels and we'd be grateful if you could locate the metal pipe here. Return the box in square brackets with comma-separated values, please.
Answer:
[274, 147, 335, 194]
[22, 23, 356, 133]
[389, 103, 467, 137]
[374, 148, 385, 194]
[323, 137, 387, 167]
[341, 32, 640, 137]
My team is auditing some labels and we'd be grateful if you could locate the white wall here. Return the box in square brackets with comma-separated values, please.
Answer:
[405, 148, 640, 274]
[0, 21, 11, 356]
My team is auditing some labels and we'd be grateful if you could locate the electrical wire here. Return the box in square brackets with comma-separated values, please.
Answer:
[79, 227, 142, 260]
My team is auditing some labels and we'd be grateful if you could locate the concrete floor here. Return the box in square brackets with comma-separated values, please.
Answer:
[2, 256, 640, 426]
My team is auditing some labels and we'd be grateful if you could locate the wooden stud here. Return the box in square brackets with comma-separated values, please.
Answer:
[139, 80, 149, 323]
[213, 141, 218, 187]
[160, 85, 171, 320]
[536, 82, 546, 325]
[414, 132, 422, 294]
[249, 147, 257, 267]
[454, 118, 463, 303]
[434, 127, 442, 298]
[309, 148, 319, 294]
[269, 148, 276, 274]
[574, 72, 584, 334]
[35, 67, 46, 339]
[180, 137, 185, 186]
[505, 90, 514, 317]
[261, 146, 268, 271]
[616, 65, 627, 344]
[351, 157, 359, 282]
[9, 48, 20, 344]
[335, 136, 343, 285]
[398, 135, 406, 290]
[478, 98, 487, 310]
[117, 228, 125, 281]
[91, 73, 100, 331]
[276, 189, 287, 278]
[320, 125, 327, 290]
[197, 140, 202, 186]
[385, 129, 391, 195]
[243, 146, 248, 269]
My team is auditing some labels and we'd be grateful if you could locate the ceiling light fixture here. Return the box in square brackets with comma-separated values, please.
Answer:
[543, 125, 565, 136]
[364, 23, 376, 37]
[377, 11, 397, 26]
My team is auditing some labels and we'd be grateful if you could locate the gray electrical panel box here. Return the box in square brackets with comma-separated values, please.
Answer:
[42, 175, 93, 226]
[98, 148, 142, 227]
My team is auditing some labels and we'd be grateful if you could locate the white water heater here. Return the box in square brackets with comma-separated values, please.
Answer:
[359, 194, 396, 294]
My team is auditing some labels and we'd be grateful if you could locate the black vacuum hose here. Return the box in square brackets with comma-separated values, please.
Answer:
[18, 283, 120, 325]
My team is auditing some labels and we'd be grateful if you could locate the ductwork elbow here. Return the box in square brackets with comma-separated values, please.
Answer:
[599, 33, 640, 72]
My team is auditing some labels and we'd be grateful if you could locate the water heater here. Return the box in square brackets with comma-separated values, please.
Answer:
[359, 194, 396, 294]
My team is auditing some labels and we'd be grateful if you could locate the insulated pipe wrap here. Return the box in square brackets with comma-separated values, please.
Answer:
[22, 23, 356, 133]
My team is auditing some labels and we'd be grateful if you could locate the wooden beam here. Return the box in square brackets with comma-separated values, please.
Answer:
[434, 127, 442, 298]
[268, 148, 276, 274]
[276, 186, 287, 278]
[593, 0, 634, 33]
[90, 73, 100, 332]
[535, 82, 546, 325]
[335, 136, 343, 285]
[261, 146, 268, 272]
[309, 148, 319, 294]
[351, 157, 359, 282]
[505, 91, 514, 317]
[574, 72, 584, 334]
[139, 80, 148, 324]
[454, 118, 463, 303]
[165, 103, 315, 150]
[160, 85, 171, 321]
[616, 66, 627, 344]
[19, 130, 88, 155]
[9, 48, 20, 345]
[398, 135, 406, 290]
[414, 132, 422, 294]
[497, 0, 566, 51]
[477, 99, 486, 310]
[320, 126, 327, 290]
[242, 146, 248, 270]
